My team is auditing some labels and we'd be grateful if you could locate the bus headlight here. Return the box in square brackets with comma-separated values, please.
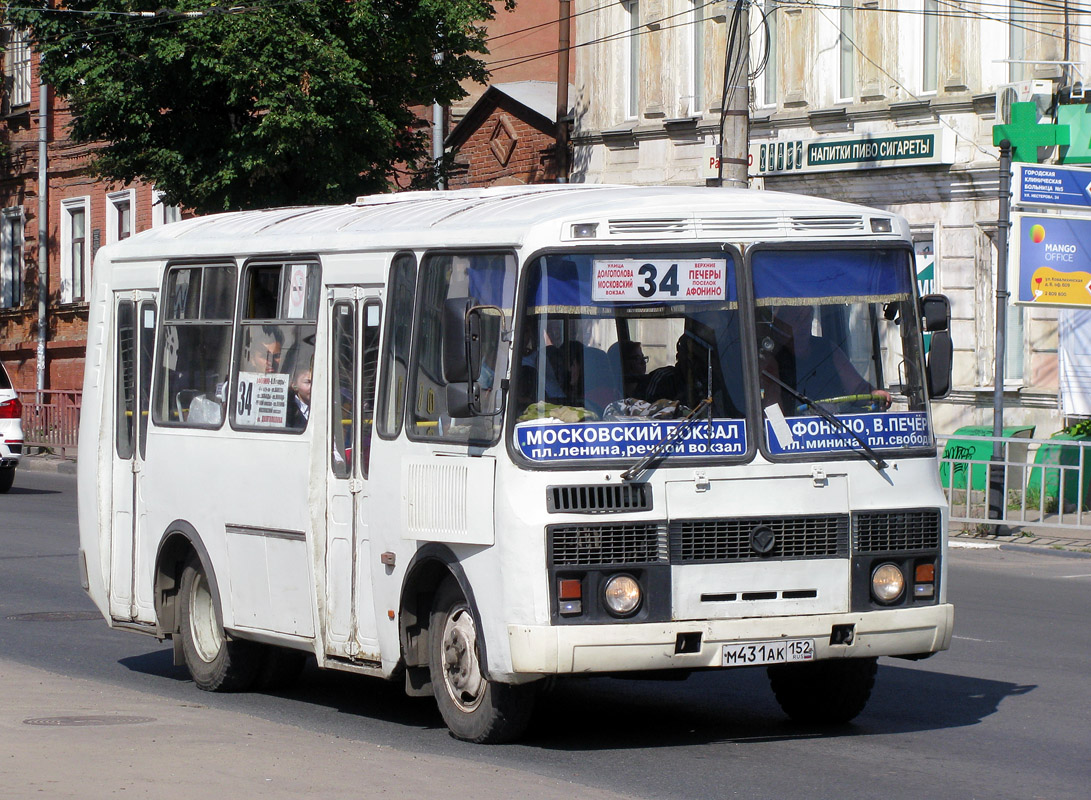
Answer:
[871, 563, 905, 604]
[603, 574, 642, 616]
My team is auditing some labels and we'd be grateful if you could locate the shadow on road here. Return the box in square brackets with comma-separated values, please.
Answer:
[116, 648, 1032, 749]
[4, 486, 62, 496]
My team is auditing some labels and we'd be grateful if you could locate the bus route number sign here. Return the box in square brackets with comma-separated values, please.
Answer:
[592, 258, 726, 302]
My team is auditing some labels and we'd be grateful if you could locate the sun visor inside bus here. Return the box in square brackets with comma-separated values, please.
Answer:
[527, 255, 739, 315]
[751, 249, 912, 305]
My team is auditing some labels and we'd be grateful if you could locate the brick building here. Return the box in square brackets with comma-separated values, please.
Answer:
[1, 28, 178, 393]
[447, 81, 573, 188]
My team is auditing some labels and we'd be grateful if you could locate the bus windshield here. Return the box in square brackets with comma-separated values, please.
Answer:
[513, 251, 747, 463]
[753, 247, 932, 458]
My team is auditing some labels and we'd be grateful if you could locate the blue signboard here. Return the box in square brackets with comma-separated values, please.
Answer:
[1015, 164, 1091, 210]
[515, 419, 746, 462]
[1011, 214, 1091, 307]
[764, 412, 931, 456]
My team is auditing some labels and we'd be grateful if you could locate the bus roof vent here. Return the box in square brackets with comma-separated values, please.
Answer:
[697, 216, 785, 236]
[547, 483, 653, 514]
[789, 215, 865, 232]
[607, 218, 694, 238]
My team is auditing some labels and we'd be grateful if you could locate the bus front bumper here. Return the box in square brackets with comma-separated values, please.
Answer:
[507, 603, 953, 675]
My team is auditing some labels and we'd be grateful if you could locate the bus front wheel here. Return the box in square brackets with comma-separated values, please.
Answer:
[767, 657, 878, 724]
[178, 555, 262, 692]
[428, 578, 535, 743]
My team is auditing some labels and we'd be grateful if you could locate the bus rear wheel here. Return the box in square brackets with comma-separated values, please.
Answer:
[428, 578, 535, 743]
[0, 467, 14, 493]
[178, 555, 262, 692]
[767, 657, 878, 724]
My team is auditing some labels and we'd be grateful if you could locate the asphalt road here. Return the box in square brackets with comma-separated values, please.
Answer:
[2, 470, 1089, 799]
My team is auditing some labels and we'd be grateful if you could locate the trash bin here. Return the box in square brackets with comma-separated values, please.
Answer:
[940, 425, 1035, 491]
[1026, 431, 1091, 512]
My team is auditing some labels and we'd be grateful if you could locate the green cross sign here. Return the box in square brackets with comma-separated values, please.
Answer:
[993, 101, 1071, 163]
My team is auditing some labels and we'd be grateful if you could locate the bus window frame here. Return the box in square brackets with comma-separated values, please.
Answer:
[229, 255, 322, 436]
[375, 251, 417, 442]
[505, 243, 755, 472]
[744, 240, 937, 466]
[151, 259, 239, 430]
[404, 248, 518, 448]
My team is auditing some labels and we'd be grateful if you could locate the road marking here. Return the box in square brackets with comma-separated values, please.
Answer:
[1059, 573, 1091, 579]
[952, 635, 1002, 644]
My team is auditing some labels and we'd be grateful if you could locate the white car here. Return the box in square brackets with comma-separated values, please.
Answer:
[0, 361, 22, 492]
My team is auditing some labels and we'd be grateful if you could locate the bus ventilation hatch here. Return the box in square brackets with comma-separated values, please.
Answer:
[547, 483, 653, 514]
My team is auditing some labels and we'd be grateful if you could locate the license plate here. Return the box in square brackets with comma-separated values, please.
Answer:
[721, 638, 814, 667]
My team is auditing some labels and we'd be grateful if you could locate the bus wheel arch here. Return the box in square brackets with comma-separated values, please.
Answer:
[154, 521, 219, 638]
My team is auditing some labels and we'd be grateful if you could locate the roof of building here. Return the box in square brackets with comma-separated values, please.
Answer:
[447, 81, 576, 147]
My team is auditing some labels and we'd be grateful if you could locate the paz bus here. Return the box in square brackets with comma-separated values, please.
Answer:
[78, 185, 954, 743]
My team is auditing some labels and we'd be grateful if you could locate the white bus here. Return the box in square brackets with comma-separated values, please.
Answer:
[79, 185, 954, 743]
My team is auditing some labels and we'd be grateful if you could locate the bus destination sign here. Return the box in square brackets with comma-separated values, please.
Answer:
[592, 258, 726, 302]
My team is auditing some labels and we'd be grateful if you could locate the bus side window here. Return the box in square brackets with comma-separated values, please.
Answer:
[152, 264, 237, 428]
[330, 302, 354, 477]
[232, 261, 320, 432]
[361, 302, 381, 475]
[377, 253, 415, 439]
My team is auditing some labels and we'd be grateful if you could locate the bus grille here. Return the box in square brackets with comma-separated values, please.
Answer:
[853, 509, 942, 552]
[549, 523, 668, 566]
[547, 483, 652, 514]
[669, 515, 850, 563]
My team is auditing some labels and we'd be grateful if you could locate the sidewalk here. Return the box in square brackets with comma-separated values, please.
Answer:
[0, 658, 630, 800]
[18, 453, 1091, 554]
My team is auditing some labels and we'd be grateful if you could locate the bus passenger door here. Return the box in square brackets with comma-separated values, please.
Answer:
[109, 293, 157, 622]
[324, 291, 382, 661]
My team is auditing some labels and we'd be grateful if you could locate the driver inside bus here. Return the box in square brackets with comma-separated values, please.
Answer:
[767, 304, 892, 412]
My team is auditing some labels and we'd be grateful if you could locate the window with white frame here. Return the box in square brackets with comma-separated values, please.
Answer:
[107, 189, 134, 244]
[60, 197, 90, 303]
[1, 207, 23, 308]
[152, 189, 182, 227]
[839, 0, 854, 101]
[1009, 0, 1028, 83]
[3, 27, 31, 110]
[922, 0, 938, 93]
[761, 0, 778, 107]
[683, 0, 704, 116]
[624, 0, 640, 119]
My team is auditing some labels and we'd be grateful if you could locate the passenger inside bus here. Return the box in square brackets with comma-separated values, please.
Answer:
[607, 340, 648, 398]
[287, 367, 311, 428]
[644, 331, 713, 411]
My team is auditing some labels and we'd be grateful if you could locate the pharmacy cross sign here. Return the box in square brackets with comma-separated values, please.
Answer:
[993, 101, 1071, 163]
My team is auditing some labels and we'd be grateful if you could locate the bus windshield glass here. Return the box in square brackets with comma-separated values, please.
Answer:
[513, 251, 747, 464]
[752, 247, 932, 457]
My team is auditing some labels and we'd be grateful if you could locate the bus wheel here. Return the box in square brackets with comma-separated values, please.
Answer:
[428, 578, 535, 743]
[0, 467, 14, 493]
[767, 657, 878, 724]
[178, 555, 261, 692]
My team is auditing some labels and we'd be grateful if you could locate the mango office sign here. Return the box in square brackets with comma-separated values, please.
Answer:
[752, 127, 955, 175]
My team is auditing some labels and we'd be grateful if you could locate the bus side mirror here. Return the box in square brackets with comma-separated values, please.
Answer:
[920, 294, 950, 332]
[926, 329, 953, 399]
[444, 297, 483, 416]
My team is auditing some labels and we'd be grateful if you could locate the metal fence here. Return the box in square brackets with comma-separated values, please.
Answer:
[17, 390, 82, 459]
[937, 431, 1091, 532]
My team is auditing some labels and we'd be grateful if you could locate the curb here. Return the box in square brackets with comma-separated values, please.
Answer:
[15, 455, 78, 475]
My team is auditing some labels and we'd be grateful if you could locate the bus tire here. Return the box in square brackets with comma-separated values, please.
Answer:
[0, 467, 14, 493]
[428, 578, 535, 744]
[767, 657, 878, 724]
[178, 555, 262, 692]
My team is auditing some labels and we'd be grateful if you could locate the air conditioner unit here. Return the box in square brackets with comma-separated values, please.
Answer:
[996, 79, 1054, 124]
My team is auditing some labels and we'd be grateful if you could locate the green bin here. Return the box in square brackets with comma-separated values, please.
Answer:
[1026, 431, 1091, 512]
[940, 425, 1035, 491]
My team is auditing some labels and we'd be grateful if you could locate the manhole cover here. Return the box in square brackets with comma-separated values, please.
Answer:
[23, 715, 156, 727]
[6, 611, 101, 622]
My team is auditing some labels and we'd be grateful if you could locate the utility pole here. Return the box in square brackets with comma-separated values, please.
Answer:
[718, 0, 750, 188]
[36, 58, 48, 395]
[555, 0, 571, 183]
[988, 141, 1012, 521]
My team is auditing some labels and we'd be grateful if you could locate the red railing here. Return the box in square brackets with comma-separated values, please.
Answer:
[16, 390, 82, 458]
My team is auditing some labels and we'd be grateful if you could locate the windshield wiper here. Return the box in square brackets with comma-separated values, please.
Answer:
[621, 397, 711, 482]
[761, 370, 888, 472]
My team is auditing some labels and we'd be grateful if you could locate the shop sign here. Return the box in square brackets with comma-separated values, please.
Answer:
[750, 127, 955, 175]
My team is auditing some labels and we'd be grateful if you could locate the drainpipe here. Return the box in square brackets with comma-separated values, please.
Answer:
[433, 51, 445, 190]
[555, 0, 571, 183]
[36, 57, 48, 394]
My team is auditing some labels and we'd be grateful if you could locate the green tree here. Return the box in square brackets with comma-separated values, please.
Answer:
[8, 0, 511, 212]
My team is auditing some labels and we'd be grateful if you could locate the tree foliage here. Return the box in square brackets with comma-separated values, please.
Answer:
[8, 0, 512, 212]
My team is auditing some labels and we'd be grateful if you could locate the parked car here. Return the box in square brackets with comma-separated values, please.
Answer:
[0, 361, 23, 492]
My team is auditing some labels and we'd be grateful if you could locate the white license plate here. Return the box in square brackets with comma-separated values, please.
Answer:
[721, 638, 814, 667]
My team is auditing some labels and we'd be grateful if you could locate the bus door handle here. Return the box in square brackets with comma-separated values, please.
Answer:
[349, 478, 364, 495]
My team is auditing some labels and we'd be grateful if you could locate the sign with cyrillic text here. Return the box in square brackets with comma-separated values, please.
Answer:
[592, 259, 727, 302]
[516, 419, 746, 462]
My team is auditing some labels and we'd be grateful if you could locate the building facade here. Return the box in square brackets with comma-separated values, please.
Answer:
[571, 0, 1084, 436]
[1, 28, 178, 392]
